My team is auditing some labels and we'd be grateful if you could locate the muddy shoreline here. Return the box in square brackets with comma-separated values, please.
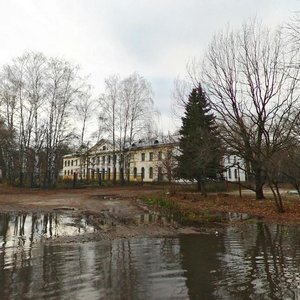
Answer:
[1, 184, 298, 244]
[0, 185, 210, 243]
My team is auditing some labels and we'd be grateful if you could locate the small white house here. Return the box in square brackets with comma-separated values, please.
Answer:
[223, 155, 246, 182]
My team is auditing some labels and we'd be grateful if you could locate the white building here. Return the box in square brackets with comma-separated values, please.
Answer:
[223, 155, 247, 182]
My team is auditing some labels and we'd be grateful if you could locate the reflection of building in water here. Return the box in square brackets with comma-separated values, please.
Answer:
[134, 213, 178, 227]
[0, 212, 98, 271]
[109, 238, 188, 299]
[0, 234, 190, 299]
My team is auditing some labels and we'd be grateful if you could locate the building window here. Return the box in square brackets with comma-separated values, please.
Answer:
[67, 170, 70, 175]
[149, 167, 153, 179]
[158, 151, 162, 160]
[149, 152, 153, 161]
[141, 167, 145, 180]
[108, 155, 111, 164]
[64, 170, 66, 175]
[234, 156, 237, 163]
[71, 160, 73, 166]
[68, 160, 70, 166]
[75, 160, 78, 166]
[134, 167, 137, 178]
[64, 161, 67, 167]
[102, 156, 105, 164]
[158, 167, 162, 181]
[228, 168, 232, 179]
[141, 153, 145, 161]
[234, 169, 238, 179]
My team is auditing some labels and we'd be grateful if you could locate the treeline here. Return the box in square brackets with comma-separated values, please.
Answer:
[0, 53, 85, 187]
[0, 52, 156, 187]
[174, 18, 300, 212]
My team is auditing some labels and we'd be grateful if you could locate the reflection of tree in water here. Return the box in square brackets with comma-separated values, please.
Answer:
[0, 230, 189, 299]
[108, 237, 188, 299]
[217, 223, 300, 299]
[180, 234, 224, 300]
[0, 212, 98, 299]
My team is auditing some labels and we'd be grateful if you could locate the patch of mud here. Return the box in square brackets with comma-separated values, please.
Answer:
[53, 207, 76, 211]
[89, 194, 119, 200]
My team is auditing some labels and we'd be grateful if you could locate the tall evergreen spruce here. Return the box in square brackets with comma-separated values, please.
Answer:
[177, 84, 223, 196]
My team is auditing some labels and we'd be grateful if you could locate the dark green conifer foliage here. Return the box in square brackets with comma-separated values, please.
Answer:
[177, 84, 223, 195]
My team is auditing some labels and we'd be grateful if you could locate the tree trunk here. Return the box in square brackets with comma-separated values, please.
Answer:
[197, 180, 201, 192]
[269, 181, 285, 213]
[201, 181, 207, 197]
[255, 172, 265, 200]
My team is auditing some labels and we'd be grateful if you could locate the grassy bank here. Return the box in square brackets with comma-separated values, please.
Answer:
[142, 189, 300, 225]
[142, 193, 227, 226]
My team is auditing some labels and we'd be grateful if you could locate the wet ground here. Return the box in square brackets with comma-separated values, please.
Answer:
[0, 186, 184, 241]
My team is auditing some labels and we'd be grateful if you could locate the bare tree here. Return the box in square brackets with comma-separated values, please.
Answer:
[194, 20, 300, 201]
[98, 74, 120, 183]
[119, 73, 153, 182]
[171, 76, 193, 123]
[74, 86, 95, 145]
[98, 73, 154, 183]
[122, 73, 154, 144]
[264, 151, 286, 212]
[277, 145, 300, 195]
[156, 135, 178, 184]
[0, 53, 47, 185]
[0, 69, 18, 182]
[0, 52, 89, 187]
[44, 57, 84, 187]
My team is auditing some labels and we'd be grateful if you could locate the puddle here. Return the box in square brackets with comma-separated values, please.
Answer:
[0, 212, 112, 247]
[1, 222, 300, 299]
[89, 194, 119, 200]
[53, 207, 76, 211]
[222, 212, 251, 221]
[132, 211, 252, 228]
[133, 213, 178, 226]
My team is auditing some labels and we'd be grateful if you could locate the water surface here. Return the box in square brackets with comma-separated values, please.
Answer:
[1, 213, 300, 299]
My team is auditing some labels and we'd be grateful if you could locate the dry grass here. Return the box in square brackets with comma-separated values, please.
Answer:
[168, 191, 300, 224]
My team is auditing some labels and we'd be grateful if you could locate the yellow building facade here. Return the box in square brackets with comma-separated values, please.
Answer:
[62, 139, 177, 183]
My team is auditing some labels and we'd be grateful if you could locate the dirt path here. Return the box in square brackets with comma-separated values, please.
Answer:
[0, 185, 189, 241]
[0, 185, 158, 213]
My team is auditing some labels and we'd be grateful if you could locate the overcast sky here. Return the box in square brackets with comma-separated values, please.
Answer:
[0, 0, 299, 133]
